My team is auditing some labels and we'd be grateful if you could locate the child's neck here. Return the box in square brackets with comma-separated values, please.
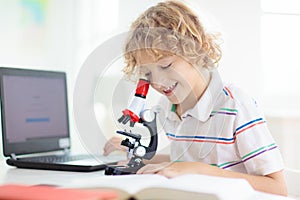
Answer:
[176, 95, 198, 117]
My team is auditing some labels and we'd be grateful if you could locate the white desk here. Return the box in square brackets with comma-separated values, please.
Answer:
[1, 160, 299, 200]
[0, 160, 106, 186]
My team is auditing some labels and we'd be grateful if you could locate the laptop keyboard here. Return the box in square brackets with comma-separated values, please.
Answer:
[18, 154, 93, 163]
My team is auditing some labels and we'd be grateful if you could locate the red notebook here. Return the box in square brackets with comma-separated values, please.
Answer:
[0, 184, 118, 200]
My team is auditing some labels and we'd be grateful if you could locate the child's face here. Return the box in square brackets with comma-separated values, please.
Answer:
[138, 54, 208, 106]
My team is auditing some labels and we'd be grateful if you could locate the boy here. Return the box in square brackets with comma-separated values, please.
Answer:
[103, 0, 287, 196]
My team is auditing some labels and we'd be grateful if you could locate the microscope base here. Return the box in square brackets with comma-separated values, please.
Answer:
[104, 165, 143, 175]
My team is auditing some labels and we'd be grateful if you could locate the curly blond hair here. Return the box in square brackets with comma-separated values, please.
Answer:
[123, 0, 222, 80]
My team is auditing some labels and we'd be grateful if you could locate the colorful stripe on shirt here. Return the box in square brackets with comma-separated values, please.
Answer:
[166, 133, 235, 144]
[171, 104, 177, 112]
[211, 143, 277, 169]
[210, 108, 238, 117]
[166, 117, 266, 144]
[233, 118, 266, 137]
[223, 86, 234, 99]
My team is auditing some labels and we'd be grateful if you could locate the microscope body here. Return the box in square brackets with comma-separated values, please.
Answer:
[104, 79, 158, 175]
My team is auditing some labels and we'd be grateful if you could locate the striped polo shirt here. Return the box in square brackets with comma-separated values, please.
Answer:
[157, 69, 284, 175]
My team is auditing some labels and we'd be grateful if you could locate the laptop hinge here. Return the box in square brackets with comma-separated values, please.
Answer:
[10, 153, 17, 160]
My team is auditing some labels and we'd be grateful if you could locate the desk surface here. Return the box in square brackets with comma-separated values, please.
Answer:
[0, 160, 106, 186]
[1, 159, 299, 200]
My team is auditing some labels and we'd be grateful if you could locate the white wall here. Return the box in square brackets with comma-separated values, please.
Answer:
[0, 0, 75, 70]
[0, 0, 79, 158]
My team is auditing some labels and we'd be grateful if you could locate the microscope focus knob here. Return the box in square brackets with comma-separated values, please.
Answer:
[134, 146, 146, 157]
[121, 138, 134, 149]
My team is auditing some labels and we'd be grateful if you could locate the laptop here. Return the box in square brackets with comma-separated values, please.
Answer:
[0, 67, 124, 172]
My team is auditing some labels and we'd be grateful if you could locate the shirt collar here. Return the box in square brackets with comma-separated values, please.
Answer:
[166, 69, 224, 122]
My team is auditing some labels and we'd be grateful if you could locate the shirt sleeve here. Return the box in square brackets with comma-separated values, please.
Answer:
[233, 91, 284, 175]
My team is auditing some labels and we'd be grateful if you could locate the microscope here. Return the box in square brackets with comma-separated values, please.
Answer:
[104, 79, 158, 175]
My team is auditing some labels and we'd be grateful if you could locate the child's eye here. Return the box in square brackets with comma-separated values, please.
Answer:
[161, 63, 172, 69]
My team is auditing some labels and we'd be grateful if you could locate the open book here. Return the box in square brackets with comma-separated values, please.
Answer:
[0, 184, 117, 200]
[63, 174, 292, 200]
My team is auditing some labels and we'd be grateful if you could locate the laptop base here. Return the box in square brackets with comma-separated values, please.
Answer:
[6, 158, 117, 172]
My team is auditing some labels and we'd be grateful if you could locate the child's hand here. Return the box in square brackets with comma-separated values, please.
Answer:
[136, 162, 170, 175]
[103, 136, 127, 156]
[136, 162, 212, 178]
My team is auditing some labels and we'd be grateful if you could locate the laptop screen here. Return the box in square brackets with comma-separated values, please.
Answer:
[0, 67, 70, 156]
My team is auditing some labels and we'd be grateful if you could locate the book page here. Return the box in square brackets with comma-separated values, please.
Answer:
[151, 174, 255, 200]
[63, 174, 292, 200]
[135, 187, 219, 200]
[64, 174, 254, 200]
[64, 174, 168, 194]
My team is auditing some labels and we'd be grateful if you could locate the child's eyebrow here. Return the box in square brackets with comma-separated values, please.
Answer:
[138, 65, 148, 70]
[139, 65, 150, 73]
[157, 56, 175, 63]
[139, 63, 158, 68]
